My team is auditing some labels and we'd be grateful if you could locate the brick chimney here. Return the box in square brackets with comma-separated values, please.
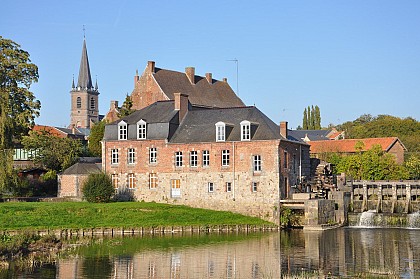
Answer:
[222, 77, 228, 83]
[185, 67, 195, 84]
[134, 69, 139, 85]
[280, 121, 288, 139]
[205, 73, 212, 84]
[147, 61, 155, 73]
[174, 93, 189, 122]
[110, 100, 119, 110]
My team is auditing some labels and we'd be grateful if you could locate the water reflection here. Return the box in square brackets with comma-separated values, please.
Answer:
[2, 228, 420, 278]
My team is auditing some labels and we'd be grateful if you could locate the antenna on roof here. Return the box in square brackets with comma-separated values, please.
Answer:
[227, 58, 239, 95]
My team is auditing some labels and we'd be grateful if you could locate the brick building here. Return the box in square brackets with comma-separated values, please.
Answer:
[102, 94, 310, 223]
[309, 137, 407, 164]
[130, 61, 245, 110]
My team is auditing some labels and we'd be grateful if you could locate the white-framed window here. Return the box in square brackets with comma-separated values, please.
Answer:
[112, 174, 119, 189]
[252, 182, 258, 192]
[137, 119, 147, 140]
[171, 179, 181, 197]
[149, 147, 157, 164]
[128, 148, 135, 165]
[208, 182, 214, 193]
[175, 151, 183, 167]
[149, 173, 157, 189]
[253, 155, 261, 172]
[128, 173, 136, 189]
[240, 120, 251, 141]
[215, 122, 226, 142]
[202, 150, 210, 167]
[226, 182, 232, 192]
[190, 151, 198, 167]
[76, 96, 81, 109]
[118, 121, 127, 140]
[111, 149, 119, 164]
[222, 150, 230, 166]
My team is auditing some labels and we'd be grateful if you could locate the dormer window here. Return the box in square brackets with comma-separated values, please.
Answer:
[215, 122, 226, 142]
[137, 119, 147, 140]
[240, 120, 251, 141]
[118, 121, 127, 140]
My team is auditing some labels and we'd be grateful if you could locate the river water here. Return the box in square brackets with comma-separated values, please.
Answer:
[1, 228, 420, 278]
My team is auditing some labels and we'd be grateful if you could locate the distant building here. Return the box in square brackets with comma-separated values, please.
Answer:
[288, 128, 345, 142]
[69, 38, 100, 129]
[308, 137, 407, 164]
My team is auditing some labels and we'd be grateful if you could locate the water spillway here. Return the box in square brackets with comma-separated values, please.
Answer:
[349, 211, 420, 229]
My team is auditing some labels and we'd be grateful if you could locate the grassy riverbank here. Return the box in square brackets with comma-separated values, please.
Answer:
[0, 201, 272, 231]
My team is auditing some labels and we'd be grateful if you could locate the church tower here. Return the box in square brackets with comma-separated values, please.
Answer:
[70, 38, 99, 129]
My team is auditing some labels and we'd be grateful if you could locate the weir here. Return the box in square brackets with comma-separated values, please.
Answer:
[349, 211, 420, 228]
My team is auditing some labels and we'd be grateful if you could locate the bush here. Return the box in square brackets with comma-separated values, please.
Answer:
[82, 172, 114, 203]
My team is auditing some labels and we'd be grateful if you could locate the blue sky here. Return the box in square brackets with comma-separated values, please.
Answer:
[1, 0, 420, 129]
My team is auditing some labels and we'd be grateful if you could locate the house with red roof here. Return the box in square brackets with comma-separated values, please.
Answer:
[308, 137, 407, 164]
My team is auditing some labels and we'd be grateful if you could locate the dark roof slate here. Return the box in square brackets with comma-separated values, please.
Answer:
[112, 101, 178, 125]
[153, 68, 244, 108]
[170, 106, 282, 143]
[62, 162, 101, 175]
[77, 39, 93, 89]
[288, 129, 332, 141]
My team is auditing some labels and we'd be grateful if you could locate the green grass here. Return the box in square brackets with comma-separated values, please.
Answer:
[0, 202, 272, 230]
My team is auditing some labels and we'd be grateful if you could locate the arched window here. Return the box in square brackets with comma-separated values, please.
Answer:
[90, 97, 95, 110]
[76, 97, 81, 109]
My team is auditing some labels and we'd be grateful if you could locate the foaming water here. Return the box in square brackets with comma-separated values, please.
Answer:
[408, 211, 420, 228]
[357, 210, 377, 227]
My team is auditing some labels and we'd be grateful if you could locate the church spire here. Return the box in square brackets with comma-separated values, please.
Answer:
[77, 39, 93, 90]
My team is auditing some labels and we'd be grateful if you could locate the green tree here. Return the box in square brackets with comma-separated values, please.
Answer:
[82, 172, 114, 203]
[88, 120, 106, 157]
[0, 36, 41, 191]
[117, 94, 134, 118]
[314, 105, 321, 129]
[22, 131, 83, 172]
[307, 106, 311, 129]
[405, 154, 420, 179]
[303, 108, 308, 129]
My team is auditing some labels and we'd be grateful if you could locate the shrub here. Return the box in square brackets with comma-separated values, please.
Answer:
[82, 172, 114, 203]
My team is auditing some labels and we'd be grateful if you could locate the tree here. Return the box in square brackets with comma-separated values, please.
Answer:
[117, 94, 134, 118]
[82, 172, 114, 203]
[405, 154, 420, 180]
[303, 108, 308, 130]
[0, 36, 41, 191]
[22, 131, 83, 172]
[314, 105, 321, 129]
[88, 120, 106, 157]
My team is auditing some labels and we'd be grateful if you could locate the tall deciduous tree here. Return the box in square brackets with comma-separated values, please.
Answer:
[314, 105, 321, 129]
[88, 120, 106, 157]
[302, 105, 322, 130]
[0, 36, 41, 191]
[22, 131, 83, 172]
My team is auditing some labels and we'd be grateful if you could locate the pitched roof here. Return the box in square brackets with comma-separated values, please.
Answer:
[62, 162, 101, 175]
[32, 125, 86, 139]
[152, 67, 244, 108]
[77, 39, 93, 90]
[288, 129, 332, 141]
[170, 106, 282, 143]
[308, 137, 407, 153]
[112, 101, 178, 125]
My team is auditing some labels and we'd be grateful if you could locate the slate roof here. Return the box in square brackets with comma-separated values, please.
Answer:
[104, 100, 308, 145]
[170, 106, 282, 143]
[77, 39, 93, 90]
[309, 137, 407, 153]
[111, 101, 178, 125]
[152, 67, 245, 108]
[288, 129, 332, 141]
[62, 162, 101, 175]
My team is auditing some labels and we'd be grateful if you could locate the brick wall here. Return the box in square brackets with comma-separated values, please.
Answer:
[103, 138, 309, 223]
[58, 174, 88, 199]
[131, 68, 167, 110]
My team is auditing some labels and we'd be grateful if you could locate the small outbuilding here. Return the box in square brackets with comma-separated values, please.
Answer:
[58, 157, 102, 199]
